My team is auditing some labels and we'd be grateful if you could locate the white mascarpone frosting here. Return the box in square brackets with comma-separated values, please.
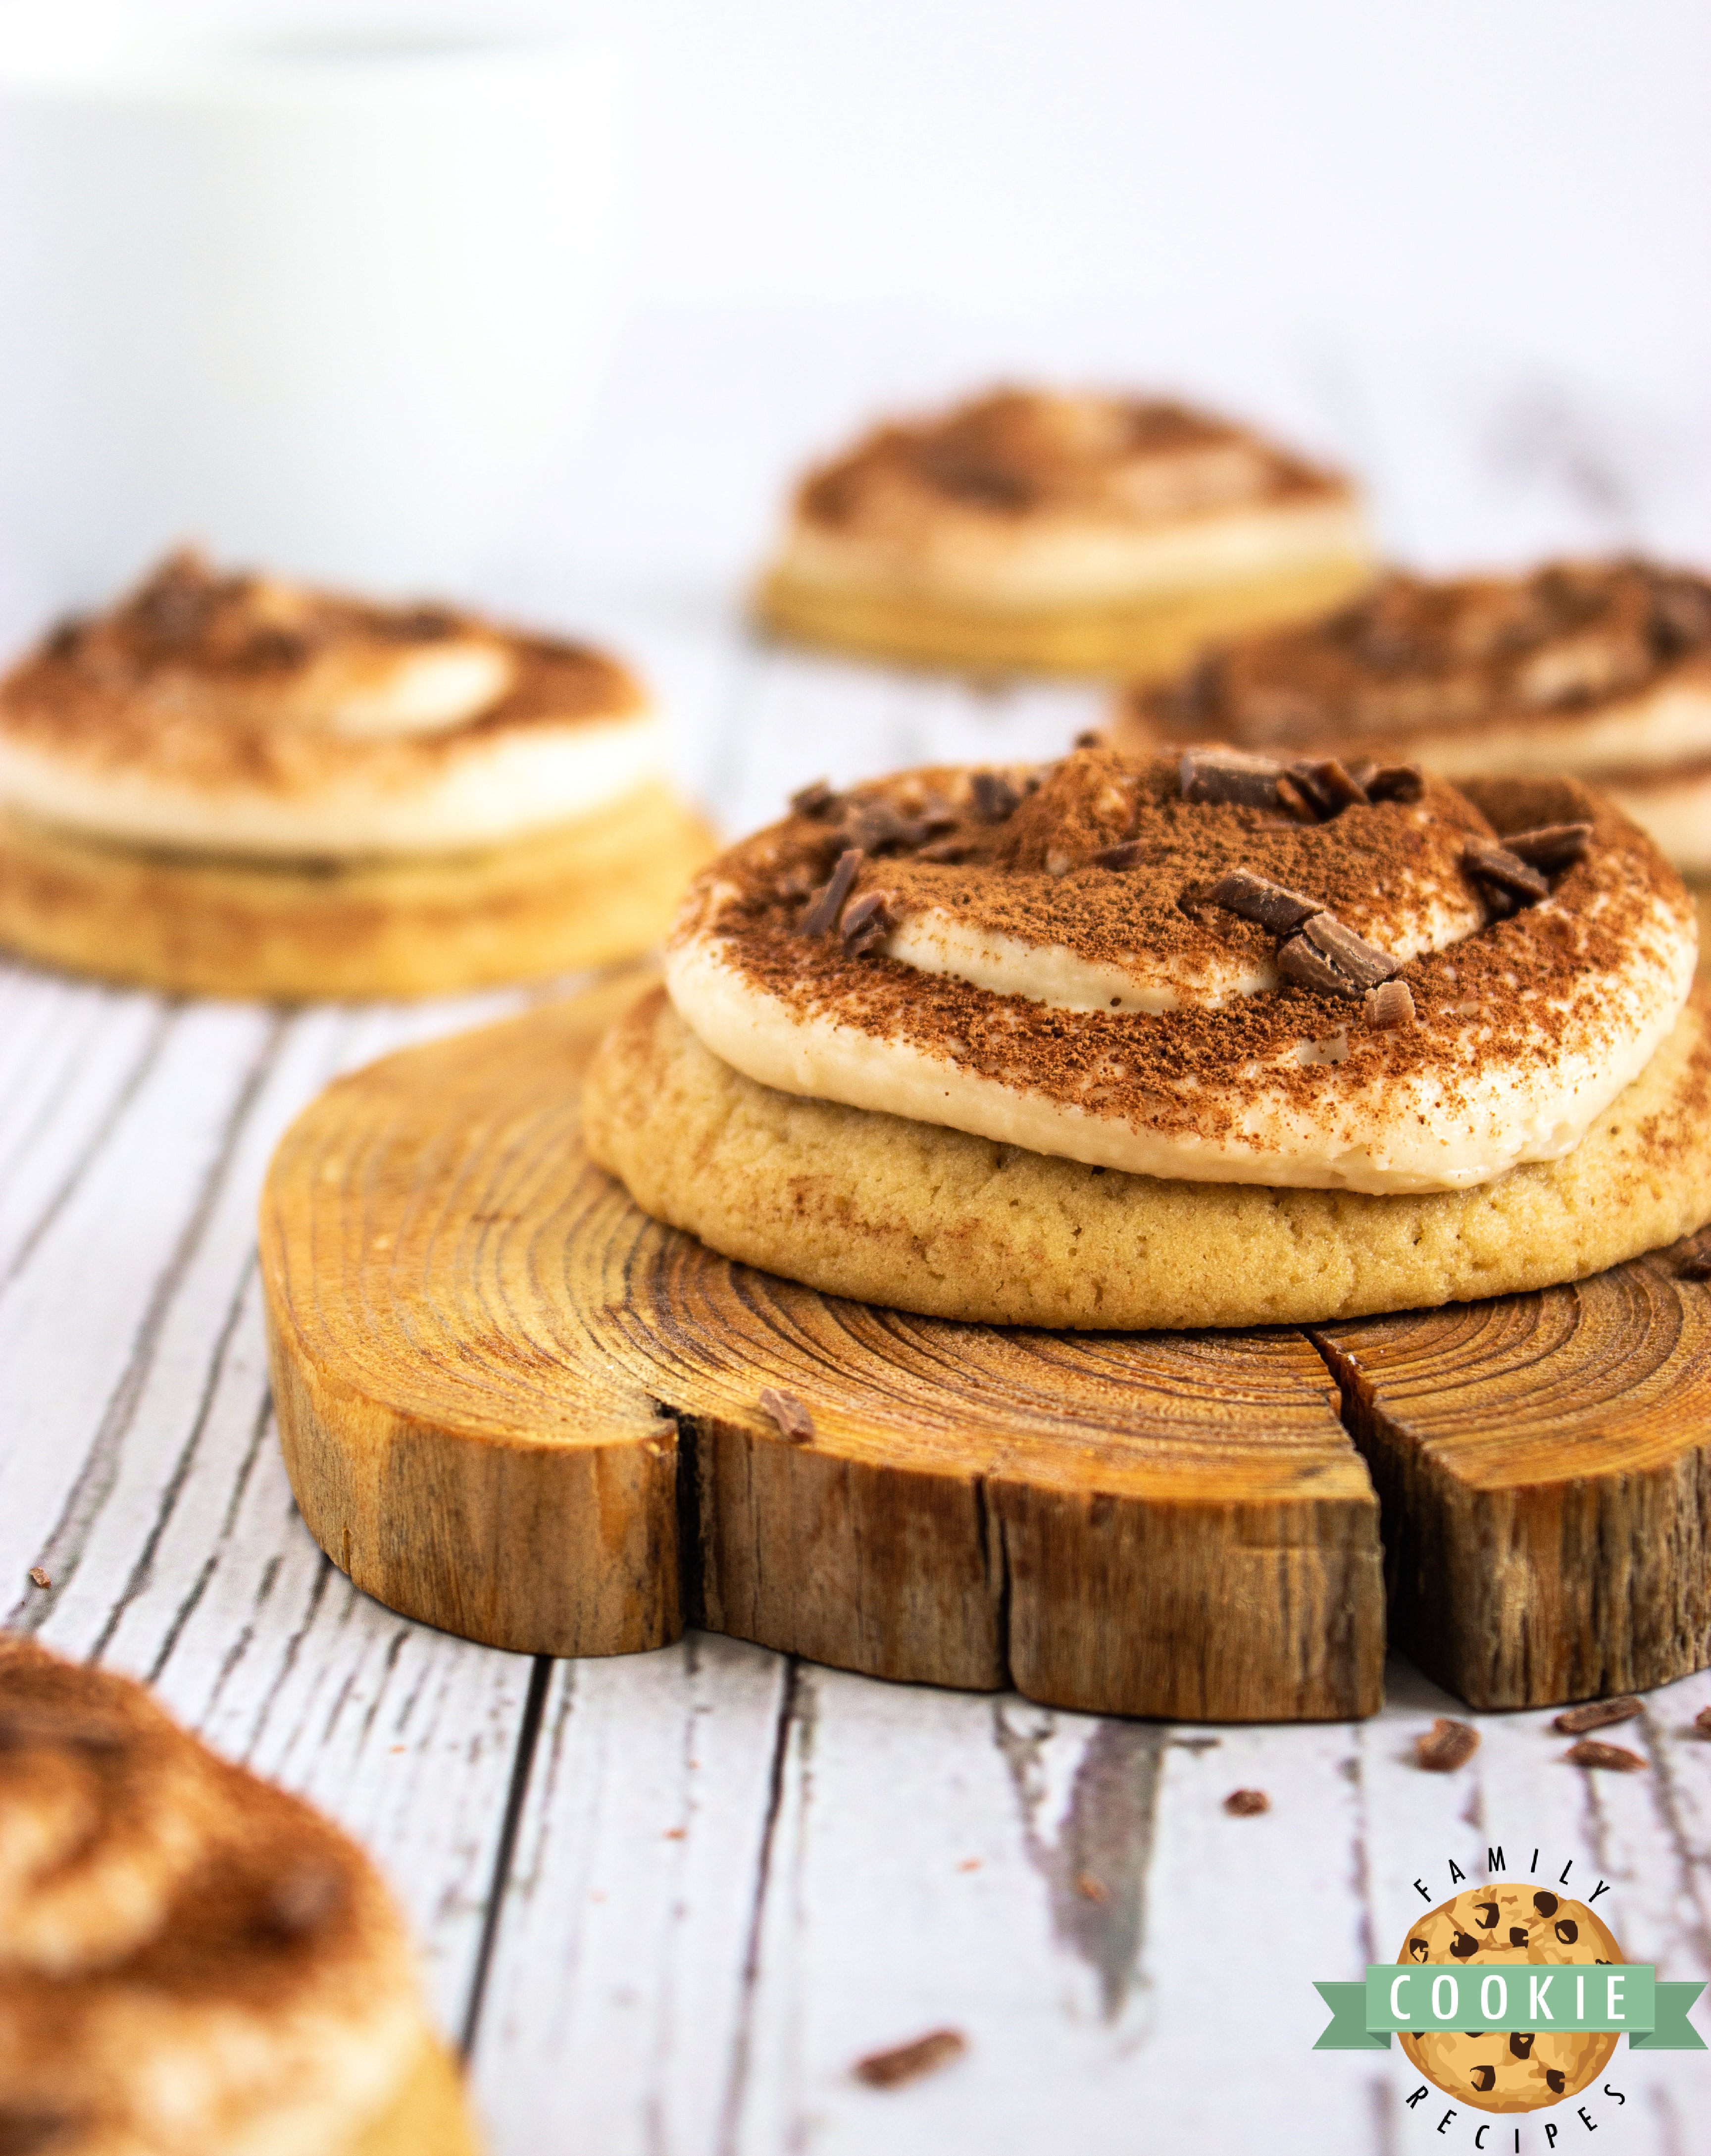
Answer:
[1123, 559, 1711, 874]
[0, 550, 664, 858]
[768, 388, 1371, 608]
[664, 749, 1697, 1195]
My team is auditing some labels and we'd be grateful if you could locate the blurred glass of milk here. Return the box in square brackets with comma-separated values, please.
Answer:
[0, 8, 627, 616]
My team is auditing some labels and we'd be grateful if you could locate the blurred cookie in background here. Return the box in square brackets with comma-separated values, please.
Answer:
[755, 387, 1374, 679]
[0, 1633, 480, 2155]
[0, 552, 715, 999]
[1116, 559, 1711, 902]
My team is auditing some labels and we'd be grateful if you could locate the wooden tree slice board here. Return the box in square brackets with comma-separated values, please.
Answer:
[258, 976, 1711, 1723]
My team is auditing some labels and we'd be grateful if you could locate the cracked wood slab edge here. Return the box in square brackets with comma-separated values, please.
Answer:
[258, 979, 1384, 1723]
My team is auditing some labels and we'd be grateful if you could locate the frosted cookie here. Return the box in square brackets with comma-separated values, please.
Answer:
[583, 747, 1709, 1331]
[755, 389, 1375, 678]
[1399, 1887, 1622, 2114]
[0, 550, 714, 997]
[0, 1634, 480, 2155]
[1117, 557, 1711, 877]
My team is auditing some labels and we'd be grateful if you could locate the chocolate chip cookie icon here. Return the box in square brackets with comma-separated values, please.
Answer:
[1398, 1888, 1623, 2113]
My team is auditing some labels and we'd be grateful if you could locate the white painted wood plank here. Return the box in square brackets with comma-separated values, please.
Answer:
[469, 1636, 789, 2155]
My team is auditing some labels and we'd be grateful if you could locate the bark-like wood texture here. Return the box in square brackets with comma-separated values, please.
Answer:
[1316, 1242, 1711, 1709]
[260, 977, 1385, 1723]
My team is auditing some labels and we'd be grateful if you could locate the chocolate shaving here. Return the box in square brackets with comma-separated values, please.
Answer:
[257, 1859, 344, 1940]
[1180, 746, 1285, 809]
[1564, 1739, 1646, 1771]
[1285, 757, 1368, 818]
[841, 801, 921, 855]
[1091, 839, 1148, 871]
[1463, 841, 1550, 905]
[1365, 764, 1424, 804]
[1276, 937, 1351, 997]
[840, 889, 894, 957]
[854, 2029, 967, 2089]
[969, 770, 1020, 823]
[799, 849, 862, 935]
[1365, 978, 1415, 1029]
[789, 778, 838, 819]
[1554, 1696, 1642, 1735]
[915, 839, 968, 864]
[1285, 912, 1401, 998]
[1415, 1718, 1480, 1771]
[1205, 868, 1323, 937]
[757, 1387, 815, 1443]
[1223, 1788, 1270, 1816]
[1504, 822, 1593, 873]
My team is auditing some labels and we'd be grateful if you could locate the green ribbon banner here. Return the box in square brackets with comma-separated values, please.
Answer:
[1314, 1970, 1706, 2052]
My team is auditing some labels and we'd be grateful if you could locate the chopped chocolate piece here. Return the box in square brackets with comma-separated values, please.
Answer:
[969, 770, 1021, 823]
[1554, 1919, 1579, 1946]
[1463, 842, 1550, 904]
[1470, 2065, 1497, 2094]
[1474, 1900, 1500, 1929]
[26, 1566, 50, 1590]
[1504, 821, 1593, 873]
[799, 849, 862, 936]
[1545, 2069, 1567, 2096]
[1450, 1932, 1480, 1960]
[1180, 746, 1285, 809]
[1533, 1892, 1559, 1917]
[1277, 935, 1352, 998]
[1091, 840, 1148, 871]
[1554, 1695, 1642, 1735]
[1365, 978, 1415, 1030]
[840, 888, 895, 957]
[1673, 1227, 1711, 1281]
[854, 2029, 967, 2089]
[1205, 868, 1323, 937]
[757, 1387, 815, 1443]
[258, 1858, 344, 1940]
[1509, 2033, 1534, 2060]
[1564, 1739, 1646, 1771]
[841, 800, 920, 855]
[1299, 912, 1401, 992]
[1415, 1717, 1480, 1771]
[1285, 756, 1369, 817]
[1364, 764, 1424, 804]
[1408, 1937, 1429, 1961]
[915, 839, 968, 864]
[1222, 1787, 1269, 1817]
[1508, 1927, 1529, 1948]
[790, 777, 838, 819]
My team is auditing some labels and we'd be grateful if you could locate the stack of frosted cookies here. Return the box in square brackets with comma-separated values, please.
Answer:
[755, 387, 1375, 678]
[585, 742, 1710, 1330]
[1116, 557, 1711, 947]
[0, 550, 713, 999]
[0, 1636, 479, 2155]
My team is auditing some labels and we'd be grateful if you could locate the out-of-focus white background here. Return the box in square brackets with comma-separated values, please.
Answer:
[2, 0, 1709, 642]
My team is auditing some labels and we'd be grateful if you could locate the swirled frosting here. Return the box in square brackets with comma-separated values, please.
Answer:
[664, 745, 1696, 1194]
[0, 550, 662, 857]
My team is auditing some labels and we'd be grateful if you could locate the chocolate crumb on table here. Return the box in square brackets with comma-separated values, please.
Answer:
[756, 1387, 815, 1443]
[27, 1567, 50, 1590]
[854, 2029, 968, 2089]
[1224, 1788, 1270, 1816]
[1554, 1696, 1643, 1735]
[1415, 1718, 1480, 1771]
[1564, 1739, 1647, 1771]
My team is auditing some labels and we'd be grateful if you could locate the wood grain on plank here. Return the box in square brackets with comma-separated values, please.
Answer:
[1315, 1245, 1711, 1709]
[259, 981, 1384, 1722]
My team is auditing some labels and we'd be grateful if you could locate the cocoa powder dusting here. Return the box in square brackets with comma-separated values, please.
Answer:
[675, 747, 1688, 1162]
